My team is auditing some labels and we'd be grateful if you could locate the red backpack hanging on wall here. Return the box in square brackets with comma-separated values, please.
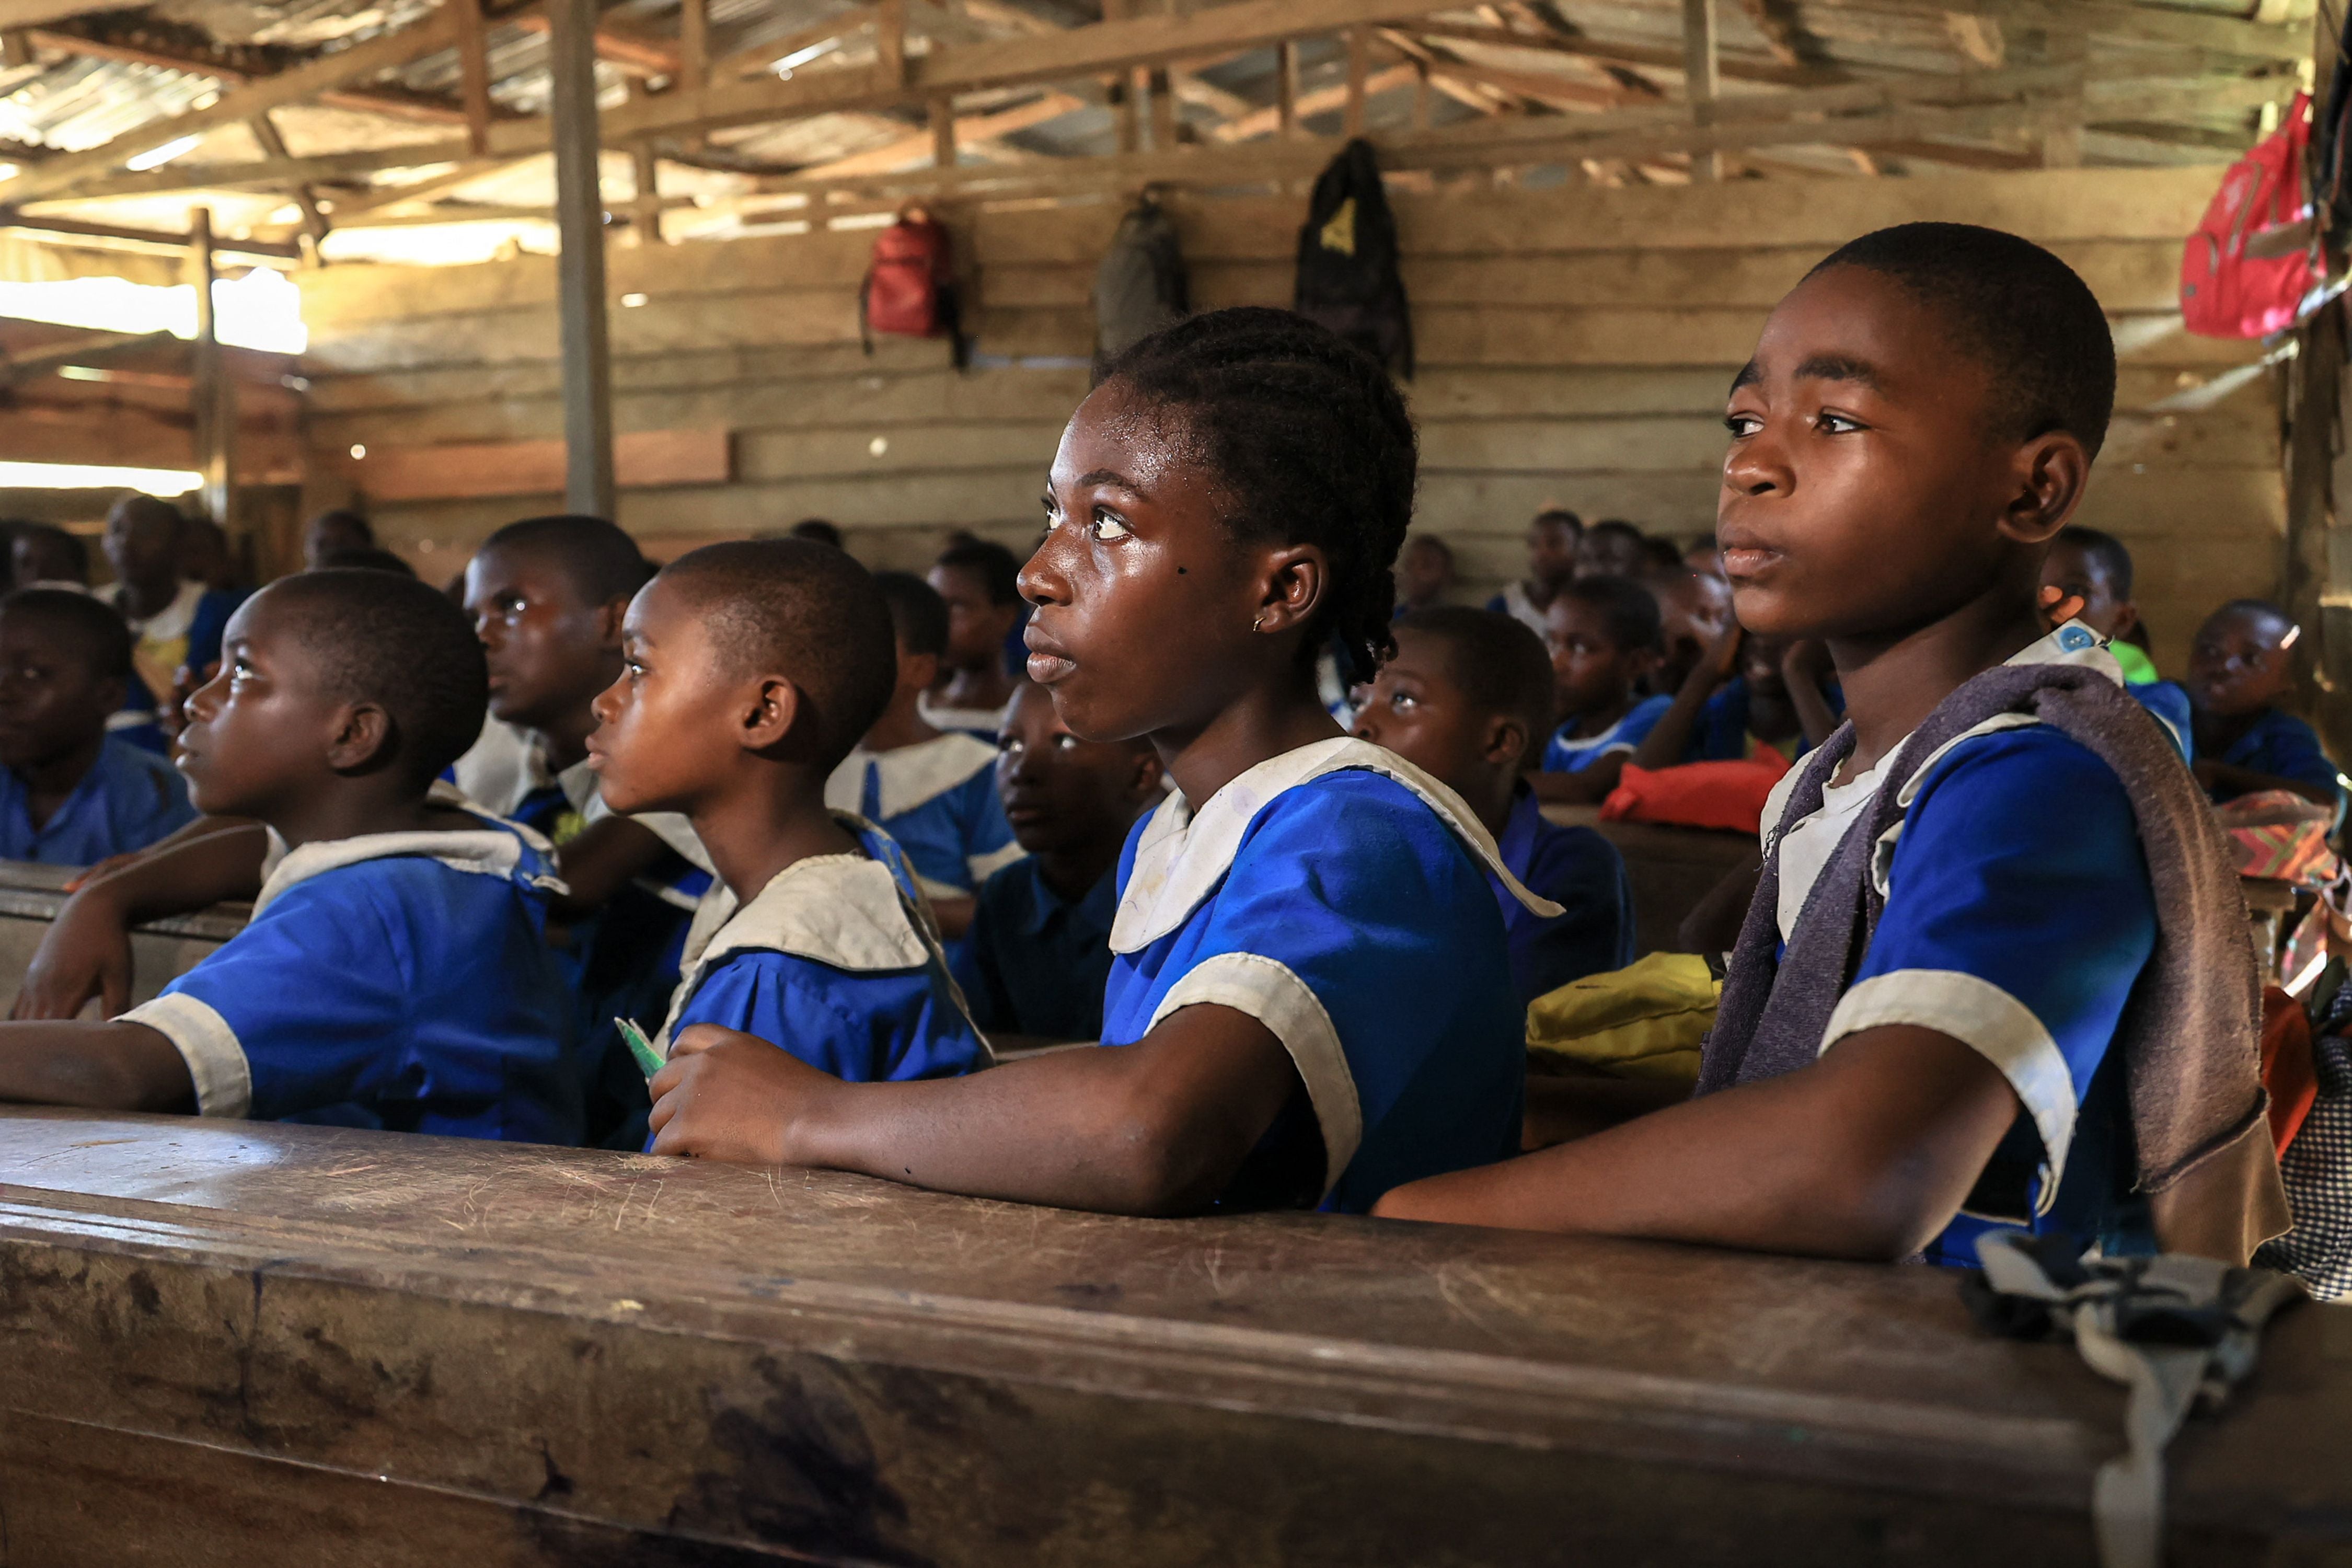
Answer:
[861, 206, 965, 364]
[2181, 92, 2321, 339]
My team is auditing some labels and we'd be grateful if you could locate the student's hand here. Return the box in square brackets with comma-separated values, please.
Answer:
[13, 886, 135, 1020]
[646, 1025, 831, 1165]
[1703, 622, 1744, 684]
[2036, 584, 2086, 631]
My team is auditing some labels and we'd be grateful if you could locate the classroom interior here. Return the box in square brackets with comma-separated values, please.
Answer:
[0, 0, 2347, 1560]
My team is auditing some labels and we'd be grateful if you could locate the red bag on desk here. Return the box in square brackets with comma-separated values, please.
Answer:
[2181, 91, 2321, 339]
[1600, 757, 1790, 836]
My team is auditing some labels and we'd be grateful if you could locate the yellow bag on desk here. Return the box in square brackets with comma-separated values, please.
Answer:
[1525, 952, 1720, 1087]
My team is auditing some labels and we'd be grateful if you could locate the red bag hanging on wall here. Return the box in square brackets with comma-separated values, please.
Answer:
[860, 206, 963, 361]
[2181, 91, 2321, 339]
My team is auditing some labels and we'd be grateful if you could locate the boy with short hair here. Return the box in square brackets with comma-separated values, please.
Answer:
[302, 508, 374, 571]
[0, 589, 194, 864]
[589, 540, 988, 1082]
[0, 570, 582, 1142]
[1394, 534, 1457, 616]
[100, 497, 243, 746]
[1528, 575, 1670, 804]
[11, 523, 88, 592]
[954, 681, 1163, 1043]
[1355, 607, 1633, 1004]
[828, 571, 1024, 944]
[1574, 519, 1649, 581]
[1633, 622, 1842, 770]
[923, 538, 1024, 736]
[1488, 507, 1579, 639]
[1647, 567, 1734, 698]
[1378, 223, 2283, 1267]
[2042, 525, 2193, 757]
[2185, 598, 2341, 810]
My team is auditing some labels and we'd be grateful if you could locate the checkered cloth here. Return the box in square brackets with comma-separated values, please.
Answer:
[2257, 1030, 2352, 1300]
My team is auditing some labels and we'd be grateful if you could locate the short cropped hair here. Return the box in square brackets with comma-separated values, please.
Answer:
[310, 508, 374, 547]
[2207, 598, 2297, 639]
[1395, 606, 1554, 768]
[1587, 518, 1643, 547]
[873, 570, 950, 659]
[318, 546, 418, 579]
[1560, 574, 1663, 653]
[1641, 536, 1686, 572]
[2056, 526, 2133, 600]
[478, 514, 653, 607]
[1808, 222, 2117, 458]
[1533, 507, 1582, 537]
[264, 570, 489, 785]
[655, 540, 898, 769]
[13, 523, 88, 584]
[790, 518, 843, 549]
[0, 587, 132, 681]
[936, 538, 1023, 607]
[1403, 534, 1455, 568]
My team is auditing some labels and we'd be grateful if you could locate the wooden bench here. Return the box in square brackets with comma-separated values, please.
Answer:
[1543, 806, 1755, 956]
[0, 860, 246, 1014]
[0, 1109, 2342, 1565]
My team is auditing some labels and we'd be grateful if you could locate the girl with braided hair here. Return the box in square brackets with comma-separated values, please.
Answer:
[650, 308, 1556, 1216]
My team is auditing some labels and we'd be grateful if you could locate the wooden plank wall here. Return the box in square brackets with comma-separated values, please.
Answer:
[298, 164, 2272, 670]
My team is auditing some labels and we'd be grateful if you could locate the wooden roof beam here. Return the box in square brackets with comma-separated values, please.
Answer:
[22, 21, 502, 127]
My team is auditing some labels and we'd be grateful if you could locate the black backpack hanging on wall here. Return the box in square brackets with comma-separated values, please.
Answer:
[1094, 191, 1190, 370]
[1293, 137, 1412, 378]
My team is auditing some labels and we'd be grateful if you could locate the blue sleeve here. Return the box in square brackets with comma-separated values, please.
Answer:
[185, 589, 246, 677]
[1689, 682, 1749, 763]
[2247, 710, 2340, 799]
[1509, 825, 1635, 1001]
[1829, 728, 2155, 1195]
[678, 950, 984, 1082]
[2129, 681, 2193, 762]
[161, 879, 417, 1121]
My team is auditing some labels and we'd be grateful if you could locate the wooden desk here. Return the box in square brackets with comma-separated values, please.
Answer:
[0, 1110, 2343, 1565]
[1543, 805, 1757, 956]
[0, 860, 245, 1014]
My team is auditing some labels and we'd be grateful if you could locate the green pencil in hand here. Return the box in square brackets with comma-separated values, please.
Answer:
[617, 1017, 665, 1078]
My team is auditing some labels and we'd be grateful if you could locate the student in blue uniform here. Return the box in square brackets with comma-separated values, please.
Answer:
[1528, 575, 1670, 804]
[827, 571, 1023, 948]
[923, 538, 1025, 737]
[647, 307, 1553, 1217]
[100, 496, 244, 751]
[2041, 526, 2193, 758]
[954, 679, 1164, 1043]
[1376, 225, 2279, 1265]
[2185, 598, 2340, 811]
[0, 570, 581, 1143]
[0, 589, 194, 865]
[1486, 507, 1579, 639]
[1353, 606, 1632, 1005]
[586, 539, 987, 1084]
[1633, 620, 1842, 770]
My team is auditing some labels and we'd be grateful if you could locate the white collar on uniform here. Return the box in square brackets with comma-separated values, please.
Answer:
[252, 786, 563, 919]
[1110, 736, 1564, 956]
[917, 694, 1010, 734]
[111, 578, 205, 639]
[824, 731, 998, 820]
[452, 714, 599, 820]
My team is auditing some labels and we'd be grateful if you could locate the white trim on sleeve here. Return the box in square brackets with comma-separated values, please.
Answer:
[1145, 951, 1361, 1203]
[1820, 967, 2076, 1212]
[119, 992, 252, 1119]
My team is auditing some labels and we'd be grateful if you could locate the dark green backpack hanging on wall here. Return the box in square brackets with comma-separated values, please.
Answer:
[1094, 191, 1190, 370]
[1293, 138, 1412, 377]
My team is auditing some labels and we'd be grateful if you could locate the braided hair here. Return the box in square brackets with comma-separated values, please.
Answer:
[1098, 307, 1416, 684]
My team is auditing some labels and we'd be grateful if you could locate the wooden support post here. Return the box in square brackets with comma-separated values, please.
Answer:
[1344, 26, 1369, 137]
[186, 207, 234, 533]
[549, 0, 615, 517]
[1276, 38, 1298, 136]
[1411, 55, 1430, 130]
[930, 96, 955, 165]
[677, 0, 708, 91]
[1149, 64, 1176, 148]
[631, 143, 663, 245]
[455, 0, 493, 156]
[876, 0, 907, 85]
[1, 30, 31, 67]
[1682, 0, 1720, 180]
[245, 111, 328, 258]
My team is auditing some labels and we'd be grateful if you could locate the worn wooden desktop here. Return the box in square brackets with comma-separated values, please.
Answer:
[0, 1109, 2344, 1566]
[0, 859, 245, 1015]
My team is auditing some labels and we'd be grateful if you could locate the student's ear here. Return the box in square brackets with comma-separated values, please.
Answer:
[901, 650, 940, 691]
[1481, 714, 1528, 769]
[1126, 746, 1166, 802]
[2113, 599, 2141, 641]
[92, 675, 126, 718]
[739, 675, 802, 752]
[1251, 544, 1328, 639]
[324, 700, 397, 774]
[594, 595, 630, 651]
[1999, 432, 2094, 545]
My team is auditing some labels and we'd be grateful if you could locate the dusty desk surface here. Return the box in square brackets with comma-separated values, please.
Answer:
[0, 1110, 2344, 1567]
[0, 858, 247, 1014]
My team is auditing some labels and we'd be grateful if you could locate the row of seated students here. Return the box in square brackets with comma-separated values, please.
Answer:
[0, 220, 2298, 1269]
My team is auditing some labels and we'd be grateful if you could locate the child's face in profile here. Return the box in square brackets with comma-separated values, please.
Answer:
[1544, 596, 1643, 718]
[1350, 631, 1502, 795]
[177, 590, 340, 818]
[1397, 539, 1454, 606]
[464, 544, 618, 735]
[994, 682, 1156, 856]
[2187, 607, 2297, 719]
[1022, 380, 1269, 745]
[0, 614, 117, 771]
[587, 575, 739, 817]
[927, 563, 1017, 673]
[2040, 540, 2134, 641]
[1717, 265, 2031, 644]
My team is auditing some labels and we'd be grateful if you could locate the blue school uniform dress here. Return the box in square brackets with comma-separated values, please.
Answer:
[0, 736, 195, 866]
[1760, 621, 2165, 1266]
[1489, 784, 1633, 1006]
[117, 798, 584, 1144]
[2131, 680, 2194, 762]
[2212, 707, 2341, 806]
[455, 716, 714, 1147]
[824, 733, 1025, 914]
[1102, 739, 1560, 1215]
[1486, 584, 1550, 642]
[1543, 694, 1671, 774]
[951, 858, 1119, 1040]
[1684, 677, 1846, 764]
[652, 815, 989, 1083]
